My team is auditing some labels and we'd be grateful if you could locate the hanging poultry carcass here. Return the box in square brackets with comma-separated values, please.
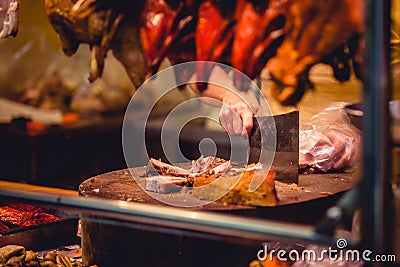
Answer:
[194, 0, 239, 91]
[44, 0, 147, 89]
[192, 0, 364, 105]
[266, 0, 364, 105]
[230, 0, 288, 91]
[1, 0, 363, 106]
[139, 0, 202, 86]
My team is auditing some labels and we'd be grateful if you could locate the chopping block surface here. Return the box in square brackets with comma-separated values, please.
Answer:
[79, 166, 358, 209]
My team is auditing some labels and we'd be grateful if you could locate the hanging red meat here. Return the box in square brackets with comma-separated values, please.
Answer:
[231, 0, 287, 90]
[195, 0, 238, 91]
[40, 0, 365, 106]
[140, 0, 180, 75]
[140, 0, 201, 87]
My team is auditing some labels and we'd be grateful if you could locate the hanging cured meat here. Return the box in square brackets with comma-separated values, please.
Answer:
[195, 0, 238, 90]
[140, 0, 200, 86]
[231, 0, 287, 90]
[44, 0, 147, 88]
[1, 0, 365, 105]
[266, 0, 364, 105]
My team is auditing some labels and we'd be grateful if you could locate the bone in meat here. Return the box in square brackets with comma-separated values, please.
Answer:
[148, 158, 193, 177]
[149, 156, 231, 177]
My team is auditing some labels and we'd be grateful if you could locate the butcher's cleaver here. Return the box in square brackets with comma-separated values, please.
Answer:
[249, 110, 299, 184]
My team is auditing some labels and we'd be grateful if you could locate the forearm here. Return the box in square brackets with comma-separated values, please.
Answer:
[188, 66, 239, 105]
[187, 65, 259, 136]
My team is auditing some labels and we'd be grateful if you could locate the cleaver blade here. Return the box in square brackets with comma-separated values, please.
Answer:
[249, 110, 299, 184]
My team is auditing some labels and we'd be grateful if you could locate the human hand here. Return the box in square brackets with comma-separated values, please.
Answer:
[299, 128, 360, 172]
[186, 65, 261, 137]
[323, 129, 359, 170]
[219, 90, 260, 137]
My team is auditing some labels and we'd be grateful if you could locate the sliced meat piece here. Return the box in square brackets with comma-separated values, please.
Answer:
[144, 175, 187, 193]
[195, 158, 231, 178]
[148, 158, 193, 177]
[148, 156, 231, 178]
[190, 155, 227, 173]
[0, 0, 20, 39]
[147, 156, 231, 189]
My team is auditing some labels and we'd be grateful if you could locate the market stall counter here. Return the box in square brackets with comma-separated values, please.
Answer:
[78, 165, 358, 267]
